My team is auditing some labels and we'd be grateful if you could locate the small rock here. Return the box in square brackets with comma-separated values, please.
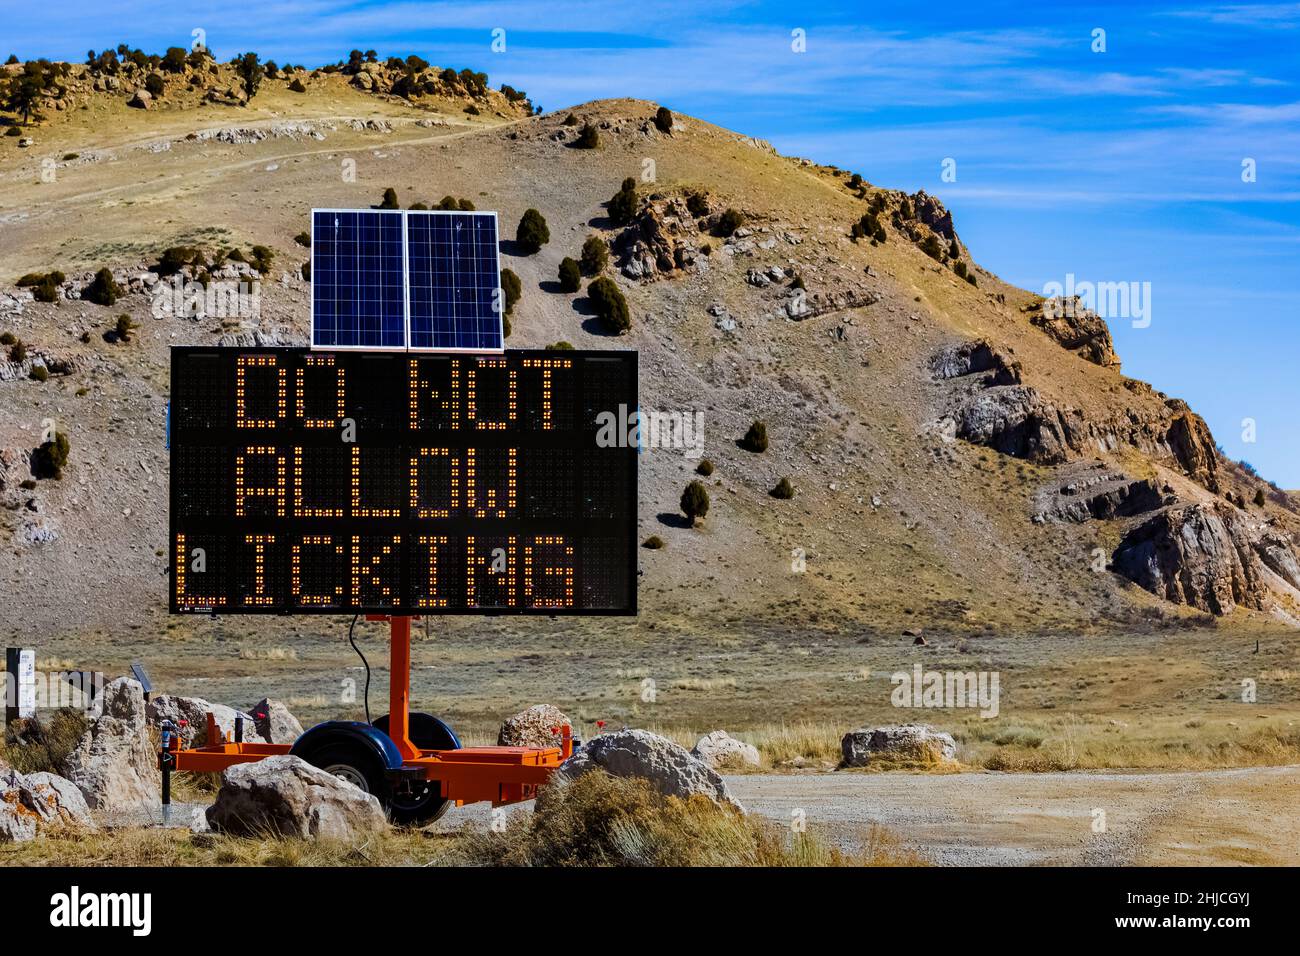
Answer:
[691, 730, 760, 769]
[841, 724, 957, 767]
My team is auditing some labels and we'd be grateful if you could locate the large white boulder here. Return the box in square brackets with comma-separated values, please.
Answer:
[62, 677, 160, 811]
[205, 755, 388, 840]
[557, 729, 743, 811]
[840, 724, 958, 767]
[691, 730, 761, 769]
[497, 704, 572, 749]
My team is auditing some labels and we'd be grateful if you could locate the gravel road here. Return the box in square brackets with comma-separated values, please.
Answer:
[726, 765, 1300, 865]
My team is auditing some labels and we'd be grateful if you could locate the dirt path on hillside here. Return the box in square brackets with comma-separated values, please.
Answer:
[429, 765, 1300, 866]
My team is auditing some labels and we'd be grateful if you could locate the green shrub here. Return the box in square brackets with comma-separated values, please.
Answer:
[789, 274, 805, 291]
[83, 267, 121, 306]
[16, 270, 64, 291]
[4, 127, 20, 137]
[249, 245, 275, 275]
[145, 73, 165, 97]
[696, 458, 714, 477]
[643, 535, 665, 550]
[966, 272, 977, 287]
[953, 260, 968, 279]
[0, 331, 14, 345]
[9, 339, 26, 362]
[653, 105, 673, 133]
[562, 112, 579, 126]
[34, 430, 70, 479]
[771, 476, 795, 499]
[28, 364, 48, 382]
[293, 231, 310, 247]
[608, 177, 638, 226]
[741, 420, 768, 453]
[580, 235, 608, 275]
[500, 267, 522, 318]
[156, 246, 200, 276]
[686, 191, 710, 217]
[515, 208, 550, 254]
[716, 208, 744, 237]
[1255, 488, 1267, 507]
[301, 261, 311, 281]
[587, 276, 630, 334]
[558, 257, 581, 293]
[379, 187, 400, 209]
[681, 480, 710, 523]
[920, 234, 945, 261]
[546, 341, 574, 350]
[574, 122, 600, 148]
[409, 202, 429, 210]
[114, 314, 136, 342]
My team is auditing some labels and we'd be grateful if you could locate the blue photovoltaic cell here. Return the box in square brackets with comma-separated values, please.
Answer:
[407, 212, 503, 351]
[312, 210, 406, 349]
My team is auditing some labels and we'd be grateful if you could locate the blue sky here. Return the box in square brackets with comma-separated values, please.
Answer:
[10, 1, 1300, 484]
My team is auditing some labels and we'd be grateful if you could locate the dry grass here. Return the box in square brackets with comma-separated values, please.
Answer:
[0, 772, 923, 868]
[452, 771, 921, 867]
[0, 709, 88, 775]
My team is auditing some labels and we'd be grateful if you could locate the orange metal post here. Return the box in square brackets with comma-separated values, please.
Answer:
[387, 615, 418, 759]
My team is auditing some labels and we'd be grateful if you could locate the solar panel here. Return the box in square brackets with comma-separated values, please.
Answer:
[407, 211, 503, 352]
[310, 208, 503, 353]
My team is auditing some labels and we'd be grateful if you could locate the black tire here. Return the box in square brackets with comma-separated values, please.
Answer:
[304, 739, 389, 801]
[372, 713, 460, 824]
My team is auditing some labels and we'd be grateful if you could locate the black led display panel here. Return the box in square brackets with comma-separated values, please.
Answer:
[169, 348, 638, 615]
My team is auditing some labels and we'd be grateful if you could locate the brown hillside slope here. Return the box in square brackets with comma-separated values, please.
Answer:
[1, 92, 1298, 643]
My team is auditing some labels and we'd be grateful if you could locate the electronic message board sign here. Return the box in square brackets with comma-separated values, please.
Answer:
[169, 348, 637, 615]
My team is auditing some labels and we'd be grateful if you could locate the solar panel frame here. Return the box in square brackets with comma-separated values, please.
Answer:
[406, 209, 505, 354]
[309, 208, 505, 355]
[310, 209, 409, 352]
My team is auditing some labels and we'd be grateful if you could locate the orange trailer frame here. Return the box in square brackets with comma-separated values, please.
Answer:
[160, 615, 571, 810]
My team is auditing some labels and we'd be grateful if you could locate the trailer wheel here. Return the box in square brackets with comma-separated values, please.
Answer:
[372, 712, 460, 824]
[308, 740, 388, 799]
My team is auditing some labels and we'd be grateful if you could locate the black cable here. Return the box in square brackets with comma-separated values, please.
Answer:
[347, 613, 372, 725]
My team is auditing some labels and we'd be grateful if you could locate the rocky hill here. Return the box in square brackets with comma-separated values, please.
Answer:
[2, 67, 1299, 641]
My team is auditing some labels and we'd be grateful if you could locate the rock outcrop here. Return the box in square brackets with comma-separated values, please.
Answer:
[1165, 411, 1220, 493]
[61, 677, 160, 811]
[617, 196, 702, 280]
[841, 725, 958, 766]
[931, 339, 1022, 386]
[497, 704, 572, 749]
[556, 729, 743, 811]
[1112, 503, 1300, 615]
[205, 755, 389, 839]
[1032, 298, 1121, 369]
[691, 730, 761, 769]
[951, 385, 1086, 465]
